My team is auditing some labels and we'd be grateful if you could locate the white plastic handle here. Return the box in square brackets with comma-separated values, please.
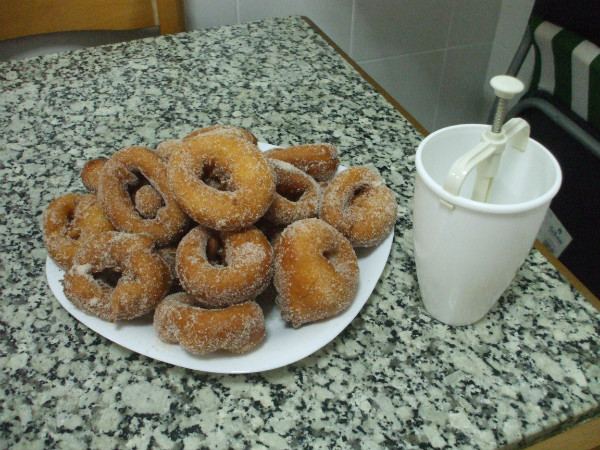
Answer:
[443, 118, 530, 200]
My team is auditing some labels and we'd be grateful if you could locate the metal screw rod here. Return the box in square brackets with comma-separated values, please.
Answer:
[492, 97, 508, 133]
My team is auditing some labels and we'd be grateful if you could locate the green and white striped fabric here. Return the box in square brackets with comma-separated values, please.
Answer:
[529, 15, 600, 133]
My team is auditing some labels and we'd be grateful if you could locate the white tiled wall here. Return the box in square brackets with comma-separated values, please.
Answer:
[484, 0, 535, 112]
[187, 0, 503, 132]
[1, 0, 531, 133]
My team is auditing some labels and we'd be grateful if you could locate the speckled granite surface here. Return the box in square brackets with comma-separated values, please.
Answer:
[1, 16, 599, 450]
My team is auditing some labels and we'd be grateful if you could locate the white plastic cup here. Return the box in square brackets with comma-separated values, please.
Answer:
[413, 124, 562, 326]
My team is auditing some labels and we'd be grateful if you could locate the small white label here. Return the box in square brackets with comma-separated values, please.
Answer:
[537, 209, 573, 257]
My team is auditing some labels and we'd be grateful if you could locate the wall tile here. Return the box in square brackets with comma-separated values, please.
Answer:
[184, 0, 238, 30]
[351, 0, 452, 61]
[434, 42, 493, 129]
[486, 43, 515, 84]
[237, 0, 353, 54]
[493, 0, 534, 54]
[483, 0, 535, 114]
[360, 51, 445, 133]
[447, 0, 501, 47]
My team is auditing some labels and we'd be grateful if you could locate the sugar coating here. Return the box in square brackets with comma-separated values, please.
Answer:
[42, 193, 115, 270]
[320, 166, 398, 247]
[80, 158, 108, 193]
[155, 139, 185, 161]
[262, 159, 322, 226]
[176, 226, 274, 308]
[97, 146, 189, 245]
[134, 184, 164, 219]
[153, 293, 265, 354]
[265, 143, 340, 182]
[167, 133, 276, 231]
[183, 125, 258, 145]
[62, 232, 172, 322]
[273, 218, 359, 328]
[74, 263, 92, 275]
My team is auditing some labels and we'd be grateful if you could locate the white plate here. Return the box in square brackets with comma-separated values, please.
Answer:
[45, 143, 394, 373]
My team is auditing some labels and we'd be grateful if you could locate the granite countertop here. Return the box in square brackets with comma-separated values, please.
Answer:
[1, 16, 599, 450]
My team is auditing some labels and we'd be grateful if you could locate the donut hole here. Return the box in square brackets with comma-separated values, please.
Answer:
[321, 246, 348, 273]
[65, 209, 81, 240]
[276, 184, 305, 202]
[322, 247, 343, 268]
[134, 184, 165, 219]
[206, 234, 227, 267]
[200, 160, 233, 192]
[349, 185, 370, 206]
[93, 268, 122, 289]
[322, 248, 336, 261]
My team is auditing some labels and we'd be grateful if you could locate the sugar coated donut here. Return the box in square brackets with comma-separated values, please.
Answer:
[320, 166, 397, 247]
[81, 158, 107, 193]
[153, 293, 265, 354]
[43, 193, 115, 269]
[70, 193, 116, 235]
[97, 145, 189, 245]
[167, 133, 275, 231]
[155, 126, 256, 161]
[176, 226, 273, 308]
[62, 232, 171, 321]
[265, 143, 339, 182]
[184, 125, 258, 145]
[262, 159, 322, 226]
[273, 218, 359, 328]
[155, 139, 184, 161]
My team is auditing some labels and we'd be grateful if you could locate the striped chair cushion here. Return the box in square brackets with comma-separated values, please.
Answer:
[529, 15, 600, 133]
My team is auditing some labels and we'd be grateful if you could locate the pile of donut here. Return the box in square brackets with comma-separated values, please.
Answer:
[42, 125, 398, 356]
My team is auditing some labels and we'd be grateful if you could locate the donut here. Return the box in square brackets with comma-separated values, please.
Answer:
[43, 193, 115, 269]
[167, 133, 275, 231]
[184, 125, 258, 145]
[97, 145, 189, 245]
[273, 218, 359, 328]
[155, 126, 257, 161]
[62, 232, 171, 321]
[81, 158, 108, 193]
[264, 143, 340, 182]
[155, 139, 185, 161]
[42, 193, 84, 269]
[320, 166, 397, 247]
[153, 293, 265, 354]
[71, 193, 116, 235]
[134, 184, 164, 219]
[176, 226, 273, 308]
[262, 159, 322, 226]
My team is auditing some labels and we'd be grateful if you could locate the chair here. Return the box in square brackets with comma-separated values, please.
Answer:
[490, 0, 600, 297]
[0, 0, 185, 41]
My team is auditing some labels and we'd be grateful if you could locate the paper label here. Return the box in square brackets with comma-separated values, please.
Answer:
[537, 209, 573, 257]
